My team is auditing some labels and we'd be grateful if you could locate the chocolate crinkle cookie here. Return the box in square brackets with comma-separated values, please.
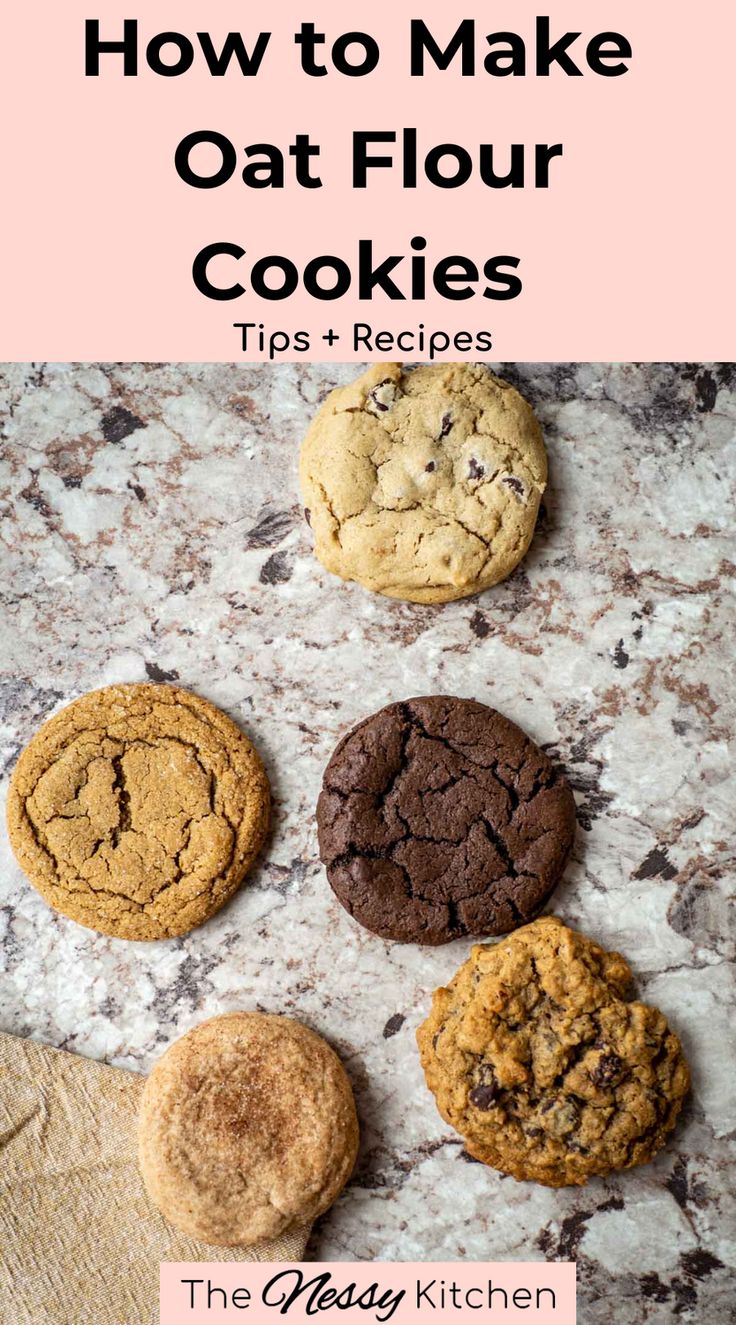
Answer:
[316, 696, 575, 944]
[417, 917, 691, 1186]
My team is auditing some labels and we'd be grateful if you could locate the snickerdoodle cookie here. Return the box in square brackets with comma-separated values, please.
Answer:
[138, 1012, 359, 1245]
[300, 362, 546, 603]
[417, 917, 690, 1186]
[6, 683, 270, 940]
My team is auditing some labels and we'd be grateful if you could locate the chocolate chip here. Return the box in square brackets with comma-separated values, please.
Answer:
[500, 474, 526, 501]
[470, 1063, 499, 1110]
[425, 461, 436, 473]
[367, 379, 400, 415]
[439, 412, 452, 438]
[591, 1052, 624, 1087]
[525, 1126, 543, 1138]
[304, 507, 311, 526]
[469, 1083, 499, 1110]
[468, 457, 485, 481]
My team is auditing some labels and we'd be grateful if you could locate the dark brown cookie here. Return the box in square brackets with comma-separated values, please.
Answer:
[316, 696, 576, 944]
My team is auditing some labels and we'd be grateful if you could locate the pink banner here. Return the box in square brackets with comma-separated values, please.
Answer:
[2, 2, 733, 360]
[160, 1263, 576, 1325]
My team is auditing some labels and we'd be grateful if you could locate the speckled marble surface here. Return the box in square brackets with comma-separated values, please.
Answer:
[0, 362, 734, 1320]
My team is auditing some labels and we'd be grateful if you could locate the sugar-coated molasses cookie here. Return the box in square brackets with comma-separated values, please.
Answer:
[138, 1012, 359, 1245]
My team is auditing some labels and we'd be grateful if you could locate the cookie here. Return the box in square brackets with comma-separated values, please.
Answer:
[300, 362, 547, 603]
[316, 696, 575, 944]
[138, 1012, 359, 1246]
[417, 917, 690, 1186]
[6, 683, 270, 941]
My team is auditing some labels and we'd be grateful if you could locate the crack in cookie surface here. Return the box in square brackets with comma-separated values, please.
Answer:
[417, 917, 690, 1185]
[299, 363, 547, 604]
[7, 683, 270, 940]
[316, 697, 575, 944]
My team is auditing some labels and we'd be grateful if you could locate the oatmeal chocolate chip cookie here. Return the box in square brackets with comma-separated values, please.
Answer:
[138, 1012, 359, 1246]
[316, 696, 575, 944]
[417, 917, 690, 1186]
[6, 683, 270, 941]
[299, 362, 547, 604]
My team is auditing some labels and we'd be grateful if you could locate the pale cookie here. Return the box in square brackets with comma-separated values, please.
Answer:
[417, 917, 690, 1186]
[6, 683, 270, 940]
[138, 1012, 359, 1246]
[300, 362, 547, 603]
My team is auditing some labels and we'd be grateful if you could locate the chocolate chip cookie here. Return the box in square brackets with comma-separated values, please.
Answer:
[417, 917, 690, 1186]
[138, 1012, 359, 1246]
[300, 362, 547, 603]
[6, 683, 270, 940]
[316, 696, 575, 944]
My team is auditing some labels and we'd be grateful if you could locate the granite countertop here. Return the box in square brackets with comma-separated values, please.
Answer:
[0, 361, 734, 1320]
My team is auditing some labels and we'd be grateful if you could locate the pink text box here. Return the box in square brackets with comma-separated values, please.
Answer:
[2, 1, 734, 360]
[160, 1262, 575, 1325]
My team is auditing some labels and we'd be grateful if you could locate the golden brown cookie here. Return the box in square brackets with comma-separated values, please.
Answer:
[6, 683, 270, 940]
[417, 917, 690, 1186]
[300, 362, 547, 603]
[138, 1012, 359, 1246]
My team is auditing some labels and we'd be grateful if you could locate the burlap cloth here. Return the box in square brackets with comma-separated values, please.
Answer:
[0, 1032, 310, 1325]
